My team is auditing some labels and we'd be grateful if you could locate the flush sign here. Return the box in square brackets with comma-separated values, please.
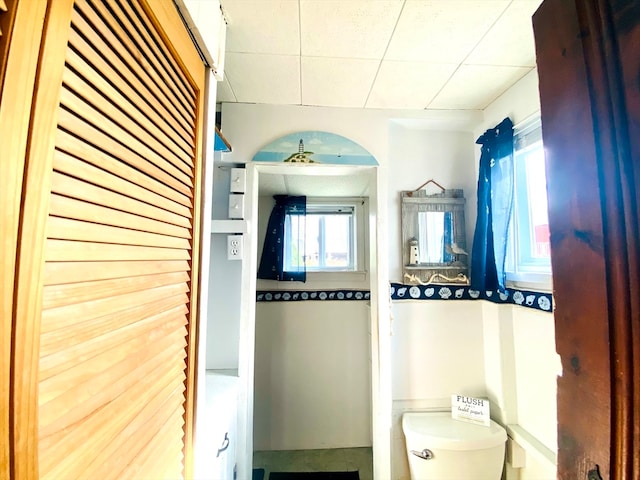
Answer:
[451, 395, 490, 426]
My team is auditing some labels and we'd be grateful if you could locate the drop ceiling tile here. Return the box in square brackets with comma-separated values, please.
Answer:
[300, 0, 403, 59]
[428, 65, 532, 110]
[464, 1, 541, 66]
[301, 57, 379, 108]
[385, 0, 510, 63]
[366, 61, 458, 109]
[224, 52, 301, 105]
[216, 74, 237, 103]
[222, 0, 300, 55]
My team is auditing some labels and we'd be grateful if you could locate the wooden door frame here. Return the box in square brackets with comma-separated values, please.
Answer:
[1, 2, 49, 478]
[534, 0, 640, 478]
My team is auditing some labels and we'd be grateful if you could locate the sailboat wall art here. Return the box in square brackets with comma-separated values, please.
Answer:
[252, 131, 378, 166]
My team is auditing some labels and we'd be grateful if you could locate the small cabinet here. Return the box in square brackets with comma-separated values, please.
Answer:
[196, 371, 238, 479]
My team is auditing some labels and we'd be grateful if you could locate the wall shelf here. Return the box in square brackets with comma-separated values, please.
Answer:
[404, 264, 466, 270]
[211, 219, 247, 234]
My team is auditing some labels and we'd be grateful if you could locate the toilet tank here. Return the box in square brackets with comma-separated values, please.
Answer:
[402, 412, 507, 480]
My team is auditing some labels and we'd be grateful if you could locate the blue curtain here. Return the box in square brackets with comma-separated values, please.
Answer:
[470, 117, 514, 293]
[442, 211, 455, 263]
[257, 195, 306, 282]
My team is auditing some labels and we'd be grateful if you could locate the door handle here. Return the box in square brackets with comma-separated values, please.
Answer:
[587, 466, 603, 480]
[216, 432, 230, 457]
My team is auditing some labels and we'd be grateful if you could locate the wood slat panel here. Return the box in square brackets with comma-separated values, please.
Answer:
[125, 412, 185, 480]
[41, 376, 186, 480]
[85, 380, 186, 480]
[39, 333, 186, 438]
[95, 0, 195, 116]
[48, 194, 191, 240]
[75, 0, 195, 130]
[70, 6, 194, 137]
[125, 431, 185, 480]
[175, 0, 206, 470]
[43, 259, 190, 285]
[55, 135, 192, 215]
[40, 303, 188, 380]
[40, 293, 188, 353]
[39, 316, 187, 404]
[41, 281, 189, 333]
[129, 0, 200, 100]
[41, 356, 186, 449]
[63, 68, 193, 178]
[57, 107, 192, 198]
[42, 270, 189, 310]
[47, 216, 191, 250]
[114, 0, 196, 113]
[64, 39, 194, 155]
[62, 49, 195, 170]
[45, 239, 191, 262]
[59, 87, 194, 186]
[139, 0, 205, 84]
[65, 28, 194, 153]
[39, 354, 186, 479]
[50, 171, 191, 228]
[30, 1, 203, 478]
[62, 65, 194, 173]
[119, 0, 196, 105]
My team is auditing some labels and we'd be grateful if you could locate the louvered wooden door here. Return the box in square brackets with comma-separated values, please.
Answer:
[7, 0, 205, 478]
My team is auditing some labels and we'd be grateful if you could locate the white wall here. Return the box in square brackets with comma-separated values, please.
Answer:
[253, 301, 371, 450]
[219, 103, 482, 455]
[390, 300, 486, 479]
[512, 307, 558, 450]
[252, 191, 373, 450]
[220, 103, 480, 166]
[476, 69, 559, 480]
[473, 68, 542, 139]
[387, 125, 476, 283]
[218, 93, 558, 480]
[391, 302, 486, 402]
[206, 156, 243, 370]
[206, 231, 242, 369]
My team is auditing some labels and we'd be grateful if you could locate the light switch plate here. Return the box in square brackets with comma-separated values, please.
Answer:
[228, 194, 244, 219]
[230, 168, 246, 193]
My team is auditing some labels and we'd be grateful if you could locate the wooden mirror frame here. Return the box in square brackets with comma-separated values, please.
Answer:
[400, 188, 469, 285]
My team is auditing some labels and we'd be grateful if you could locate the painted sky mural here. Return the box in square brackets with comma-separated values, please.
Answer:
[252, 131, 378, 166]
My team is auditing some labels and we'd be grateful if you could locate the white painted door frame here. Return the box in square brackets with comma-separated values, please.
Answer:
[236, 163, 392, 480]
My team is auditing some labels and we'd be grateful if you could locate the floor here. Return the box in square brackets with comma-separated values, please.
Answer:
[253, 447, 373, 480]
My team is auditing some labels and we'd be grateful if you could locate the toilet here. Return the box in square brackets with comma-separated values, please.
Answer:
[402, 411, 507, 480]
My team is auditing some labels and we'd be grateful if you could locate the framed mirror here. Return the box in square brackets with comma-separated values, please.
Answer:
[401, 187, 469, 285]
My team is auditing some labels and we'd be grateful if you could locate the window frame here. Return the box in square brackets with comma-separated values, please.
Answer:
[506, 116, 553, 292]
[283, 197, 368, 277]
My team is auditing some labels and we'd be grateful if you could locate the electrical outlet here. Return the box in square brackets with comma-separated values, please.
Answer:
[227, 235, 243, 260]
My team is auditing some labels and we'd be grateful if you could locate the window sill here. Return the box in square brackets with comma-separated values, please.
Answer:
[257, 271, 369, 291]
[506, 272, 553, 293]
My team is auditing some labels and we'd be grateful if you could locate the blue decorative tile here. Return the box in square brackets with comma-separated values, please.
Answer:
[389, 282, 553, 313]
[257, 289, 370, 302]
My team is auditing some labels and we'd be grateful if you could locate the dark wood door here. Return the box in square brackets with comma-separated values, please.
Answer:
[533, 1, 639, 478]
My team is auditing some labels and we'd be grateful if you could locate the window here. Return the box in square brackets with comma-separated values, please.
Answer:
[283, 198, 366, 273]
[506, 117, 553, 289]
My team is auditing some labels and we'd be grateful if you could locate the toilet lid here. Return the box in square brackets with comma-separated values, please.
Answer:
[402, 412, 507, 450]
